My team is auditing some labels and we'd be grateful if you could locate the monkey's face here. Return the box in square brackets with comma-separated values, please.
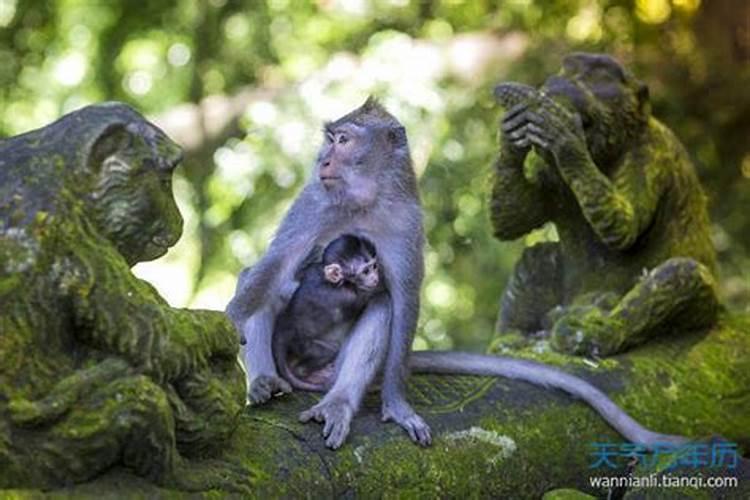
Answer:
[542, 53, 649, 167]
[350, 258, 380, 292]
[316, 122, 378, 206]
[89, 121, 184, 266]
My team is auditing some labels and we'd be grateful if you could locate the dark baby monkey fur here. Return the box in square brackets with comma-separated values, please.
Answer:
[273, 234, 383, 392]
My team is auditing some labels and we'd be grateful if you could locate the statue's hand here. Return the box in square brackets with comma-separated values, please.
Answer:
[521, 97, 589, 166]
[499, 102, 532, 161]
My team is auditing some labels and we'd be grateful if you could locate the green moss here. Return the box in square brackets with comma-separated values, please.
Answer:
[543, 489, 597, 499]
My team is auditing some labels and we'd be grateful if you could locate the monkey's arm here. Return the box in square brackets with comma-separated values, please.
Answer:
[490, 104, 550, 240]
[524, 106, 666, 251]
[230, 186, 330, 403]
[490, 152, 550, 239]
[226, 186, 323, 324]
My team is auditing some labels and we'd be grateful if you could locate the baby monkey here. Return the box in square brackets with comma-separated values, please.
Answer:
[272, 234, 383, 392]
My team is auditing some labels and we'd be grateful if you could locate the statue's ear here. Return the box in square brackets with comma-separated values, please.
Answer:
[87, 124, 133, 172]
[636, 81, 651, 117]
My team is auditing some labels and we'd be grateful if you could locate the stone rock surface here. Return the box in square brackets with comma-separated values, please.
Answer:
[5, 313, 747, 498]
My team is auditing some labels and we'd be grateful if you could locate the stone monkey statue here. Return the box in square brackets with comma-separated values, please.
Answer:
[272, 234, 382, 392]
[0, 103, 247, 492]
[491, 52, 718, 356]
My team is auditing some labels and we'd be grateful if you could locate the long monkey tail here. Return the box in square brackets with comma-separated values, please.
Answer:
[409, 350, 688, 451]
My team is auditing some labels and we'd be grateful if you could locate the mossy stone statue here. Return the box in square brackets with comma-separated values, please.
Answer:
[0, 103, 247, 492]
[490, 53, 719, 356]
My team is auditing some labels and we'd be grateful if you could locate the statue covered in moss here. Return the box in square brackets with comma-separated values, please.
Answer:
[0, 103, 247, 491]
[490, 53, 718, 356]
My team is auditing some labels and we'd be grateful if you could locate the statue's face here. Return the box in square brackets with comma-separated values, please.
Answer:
[90, 121, 184, 266]
[541, 53, 649, 168]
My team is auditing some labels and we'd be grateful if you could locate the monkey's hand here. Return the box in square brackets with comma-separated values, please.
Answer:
[248, 374, 292, 405]
[521, 97, 590, 168]
[382, 399, 432, 446]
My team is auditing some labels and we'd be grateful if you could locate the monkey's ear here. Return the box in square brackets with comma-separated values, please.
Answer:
[363, 95, 381, 111]
[87, 124, 133, 173]
[324, 263, 344, 284]
[387, 125, 407, 149]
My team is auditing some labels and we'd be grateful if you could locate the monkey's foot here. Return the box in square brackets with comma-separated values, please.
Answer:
[382, 401, 432, 446]
[550, 308, 625, 357]
[248, 374, 292, 405]
[299, 396, 353, 449]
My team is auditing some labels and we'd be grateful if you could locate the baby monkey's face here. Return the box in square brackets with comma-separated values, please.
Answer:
[324, 256, 380, 292]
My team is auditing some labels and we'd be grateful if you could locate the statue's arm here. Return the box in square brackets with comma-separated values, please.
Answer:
[524, 103, 667, 251]
[553, 143, 667, 251]
[63, 237, 236, 382]
[9, 358, 130, 426]
[490, 144, 550, 241]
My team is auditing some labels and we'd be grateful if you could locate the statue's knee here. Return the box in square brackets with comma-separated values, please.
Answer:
[110, 376, 173, 428]
[650, 257, 716, 289]
[107, 376, 176, 478]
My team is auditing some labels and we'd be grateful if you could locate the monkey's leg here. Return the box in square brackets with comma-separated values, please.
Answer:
[241, 307, 292, 404]
[298, 339, 340, 371]
[299, 294, 390, 449]
[551, 257, 718, 356]
[497, 242, 564, 334]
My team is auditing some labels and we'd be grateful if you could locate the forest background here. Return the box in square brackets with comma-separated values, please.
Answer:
[1, 0, 747, 351]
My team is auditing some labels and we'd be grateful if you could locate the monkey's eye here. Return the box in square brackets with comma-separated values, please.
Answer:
[337, 135, 349, 145]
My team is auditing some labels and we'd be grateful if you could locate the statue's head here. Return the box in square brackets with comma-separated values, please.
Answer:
[542, 52, 651, 167]
[80, 103, 184, 266]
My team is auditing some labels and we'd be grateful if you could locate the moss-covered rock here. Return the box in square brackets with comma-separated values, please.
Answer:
[6, 312, 747, 498]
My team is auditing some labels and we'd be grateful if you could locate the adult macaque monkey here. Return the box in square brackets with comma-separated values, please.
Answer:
[227, 97, 431, 448]
[230, 90, 691, 451]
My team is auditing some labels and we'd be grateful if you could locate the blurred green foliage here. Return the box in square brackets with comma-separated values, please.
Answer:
[1, 0, 748, 350]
